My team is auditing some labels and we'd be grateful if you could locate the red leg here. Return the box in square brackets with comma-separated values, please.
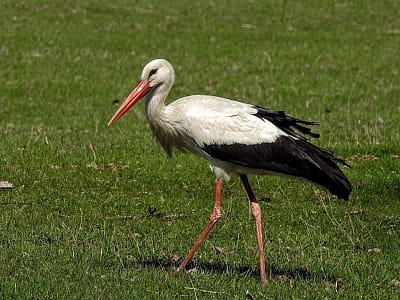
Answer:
[173, 179, 223, 275]
[240, 174, 269, 285]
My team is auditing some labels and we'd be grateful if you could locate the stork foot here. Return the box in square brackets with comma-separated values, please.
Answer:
[171, 269, 181, 276]
[260, 277, 270, 286]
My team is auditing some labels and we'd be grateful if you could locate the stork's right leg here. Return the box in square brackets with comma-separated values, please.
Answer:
[240, 174, 269, 285]
[173, 179, 222, 275]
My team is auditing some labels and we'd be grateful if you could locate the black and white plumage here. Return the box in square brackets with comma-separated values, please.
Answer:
[108, 58, 351, 285]
[202, 106, 351, 200]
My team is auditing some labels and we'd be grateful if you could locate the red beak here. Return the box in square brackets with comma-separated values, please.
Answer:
[108, 80, 151, 126]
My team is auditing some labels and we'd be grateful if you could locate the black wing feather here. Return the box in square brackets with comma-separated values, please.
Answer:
[253, 106, 321, 139]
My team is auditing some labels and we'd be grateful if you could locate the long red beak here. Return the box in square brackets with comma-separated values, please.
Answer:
[108, 80, 151, 126]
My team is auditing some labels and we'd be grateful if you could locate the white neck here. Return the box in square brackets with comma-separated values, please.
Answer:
[143, 80, 178, 157]
[144, 82, 172, 126]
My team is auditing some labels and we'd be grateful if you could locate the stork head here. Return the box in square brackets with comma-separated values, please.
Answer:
[141, 58, 175, 89]
[108, 58, 175, 126]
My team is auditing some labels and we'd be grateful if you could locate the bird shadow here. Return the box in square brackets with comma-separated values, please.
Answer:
[136, 255, 337, 283]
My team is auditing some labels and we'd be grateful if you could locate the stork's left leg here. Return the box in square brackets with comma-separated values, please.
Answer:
[173, 179, 223, 276]
[240, 174, 269, 285]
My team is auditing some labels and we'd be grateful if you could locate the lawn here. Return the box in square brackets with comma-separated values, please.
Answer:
[0, 0, 399, 298]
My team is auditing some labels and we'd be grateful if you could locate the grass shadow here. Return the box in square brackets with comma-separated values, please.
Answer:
[137, 256, 337, 283]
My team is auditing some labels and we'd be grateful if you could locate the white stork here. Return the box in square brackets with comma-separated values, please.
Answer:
[108, 58, 351, 285]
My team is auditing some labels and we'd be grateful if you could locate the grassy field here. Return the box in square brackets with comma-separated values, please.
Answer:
[1, 0, 399, 298]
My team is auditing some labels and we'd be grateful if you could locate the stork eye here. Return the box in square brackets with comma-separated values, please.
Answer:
[149, 68, 158, 77]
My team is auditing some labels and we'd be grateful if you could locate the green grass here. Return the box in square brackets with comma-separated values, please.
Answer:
[1, 0, 399, 298]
